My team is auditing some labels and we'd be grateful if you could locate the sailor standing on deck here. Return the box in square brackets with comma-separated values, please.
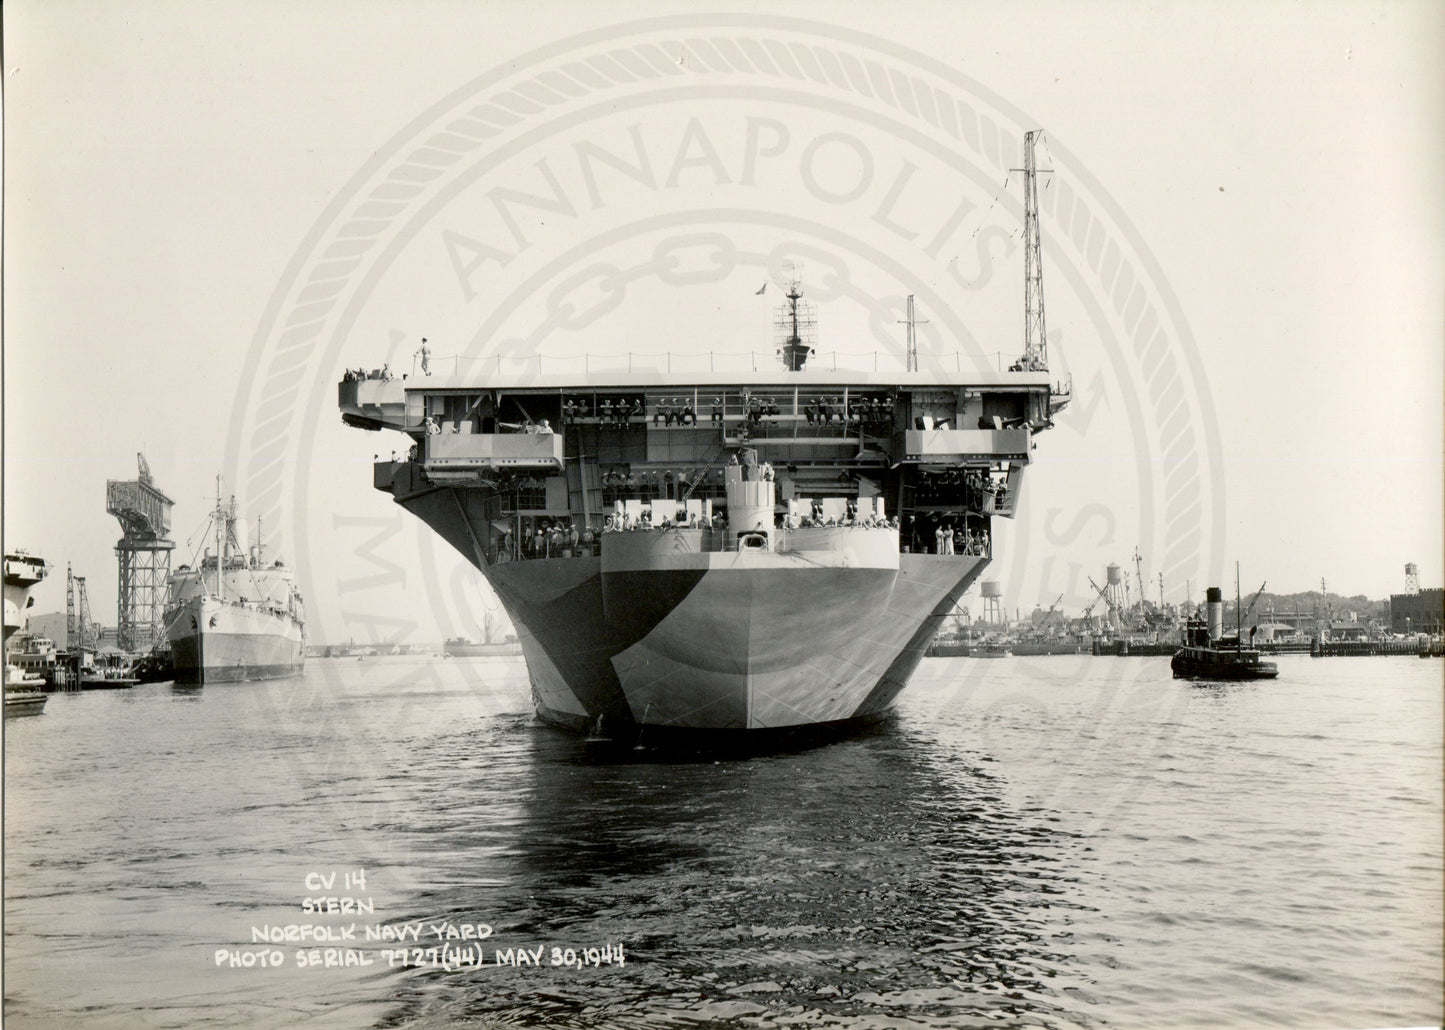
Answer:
[417, 338, 430, 375]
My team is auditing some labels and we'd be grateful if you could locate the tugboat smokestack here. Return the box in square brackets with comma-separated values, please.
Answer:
[1206, 587, 1223, 641]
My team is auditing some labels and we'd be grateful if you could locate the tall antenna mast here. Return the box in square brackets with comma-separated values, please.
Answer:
[214, 474, 225, 603]
[906, 295, 917, 373]
[1020, 130, 1049, 370]
[898, 295, 929, 373]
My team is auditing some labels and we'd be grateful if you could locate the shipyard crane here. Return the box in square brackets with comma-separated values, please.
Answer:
[106, 452, 176, 652]
[1082, 577, 1115, 630]
[1086, 575, 1123, 625]
[66, 565, 99, 651]
[1132, 545, 1146, 618]
[1243, 581, 1268, 624]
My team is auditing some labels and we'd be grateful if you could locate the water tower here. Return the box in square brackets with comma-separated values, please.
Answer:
[106, 453, 175, 652]
[980, 580, 1005, 627]
[1104, 563, 1127, 630]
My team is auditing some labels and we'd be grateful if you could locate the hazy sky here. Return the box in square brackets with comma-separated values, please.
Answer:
[5, 0, 1442, 643]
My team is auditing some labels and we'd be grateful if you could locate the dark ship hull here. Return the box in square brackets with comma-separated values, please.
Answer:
[1171, 644, 1278, 680]
[401, 479, 984, 732]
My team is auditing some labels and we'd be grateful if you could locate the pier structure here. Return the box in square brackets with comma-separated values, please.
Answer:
[106, 453, 175, 652]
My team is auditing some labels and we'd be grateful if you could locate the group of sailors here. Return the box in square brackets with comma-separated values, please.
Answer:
[604, 510, 727, 533]
[382, 444, 421, 463]
[781, 509, 899, 530]
[559, 396, 713, 428]
[915, 468, 1009, 510]
[499, 518, 585, 560]
[420, 414, 552, 435]
[599, 468, 709, 502]
[803, 395, 892, 430]
[563, 396, 644, 427]
[652, 398, 700, 426]
[923, 520, 990, 556]
[343, 364, 393, 382]
[552, 393, 896, 433]
[742, 395, 782, 427]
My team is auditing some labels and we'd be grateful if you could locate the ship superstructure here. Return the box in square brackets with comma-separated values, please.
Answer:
[5, 551, 50, 701]
[164, 479, 306, 683]
[4, 551, 48, 646]
[339, 132, 1070, 736]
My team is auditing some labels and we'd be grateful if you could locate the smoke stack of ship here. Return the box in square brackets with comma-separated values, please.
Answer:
[1206, 587, 1223, 641]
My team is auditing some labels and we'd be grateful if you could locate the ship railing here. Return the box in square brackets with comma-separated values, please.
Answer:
[428, 348, 1044, 378]
[594, 522, 905, 553]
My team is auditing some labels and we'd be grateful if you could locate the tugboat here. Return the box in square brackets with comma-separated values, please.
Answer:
[1172, 571, 1278, 680]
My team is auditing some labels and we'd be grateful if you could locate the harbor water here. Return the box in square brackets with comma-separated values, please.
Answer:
[4, 654, 1441, 1029]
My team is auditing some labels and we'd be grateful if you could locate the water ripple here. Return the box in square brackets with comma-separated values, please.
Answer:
[3, 654, 1440, 1028]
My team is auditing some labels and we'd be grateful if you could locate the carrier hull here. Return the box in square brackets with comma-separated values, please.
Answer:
[399, 484, 983, 733]
[498, 554, 981, 732]
[337, 132, 1069, 740]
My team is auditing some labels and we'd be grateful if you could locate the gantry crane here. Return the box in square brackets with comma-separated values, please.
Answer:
[106, 453, 176, 652]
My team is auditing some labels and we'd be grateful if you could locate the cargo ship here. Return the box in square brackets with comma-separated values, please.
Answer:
[339, 133, 1070, 736]
[164, 479, 306, 683]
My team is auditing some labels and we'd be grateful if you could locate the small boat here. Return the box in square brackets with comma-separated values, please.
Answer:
[5, 666, 50, 715]
[5, 686, 49, 715]
[443, 636, 522, 657]
[927, 638, 971, 657]
[1172, 576, 1278, 680]
[973, 640, 1012, 658]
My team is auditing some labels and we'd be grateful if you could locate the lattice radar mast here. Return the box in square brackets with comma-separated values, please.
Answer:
[774, 271, 817, 371]
[1019, 129, 1049, 371]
